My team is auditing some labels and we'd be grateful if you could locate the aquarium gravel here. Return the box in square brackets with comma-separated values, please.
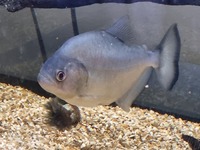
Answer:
[0, 82, 199, 150]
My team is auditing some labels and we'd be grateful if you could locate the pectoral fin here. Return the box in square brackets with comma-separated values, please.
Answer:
[116, 68, 152, 112]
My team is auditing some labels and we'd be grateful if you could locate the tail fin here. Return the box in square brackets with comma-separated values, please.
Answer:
[155, 24, 181, 90]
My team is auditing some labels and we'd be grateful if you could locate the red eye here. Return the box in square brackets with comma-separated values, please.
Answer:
[56, 71, 66, 81]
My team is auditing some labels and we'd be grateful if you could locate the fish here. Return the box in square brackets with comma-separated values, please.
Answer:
[37, 16, 181, 112]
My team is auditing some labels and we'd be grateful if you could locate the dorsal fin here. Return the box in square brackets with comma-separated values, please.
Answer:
[106, 16, 132, 43]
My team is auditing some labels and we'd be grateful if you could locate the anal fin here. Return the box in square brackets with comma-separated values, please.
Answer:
[116, 68, 152, 112]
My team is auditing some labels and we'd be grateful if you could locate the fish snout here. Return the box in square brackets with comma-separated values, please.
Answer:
[37, 73, 43, 84]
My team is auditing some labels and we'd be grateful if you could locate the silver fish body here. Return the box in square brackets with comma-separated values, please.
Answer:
[38, 17, 181, 111]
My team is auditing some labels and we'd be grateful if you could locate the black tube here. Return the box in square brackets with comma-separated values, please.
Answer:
[30, 8, 47, 62]
[70, 8, 79, 36]
[1, 0, 200, 12]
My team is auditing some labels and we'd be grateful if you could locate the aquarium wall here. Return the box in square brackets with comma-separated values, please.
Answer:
[0, 3, 200, 120]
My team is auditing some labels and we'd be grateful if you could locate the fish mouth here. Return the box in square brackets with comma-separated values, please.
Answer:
[37, 72, 56, 92]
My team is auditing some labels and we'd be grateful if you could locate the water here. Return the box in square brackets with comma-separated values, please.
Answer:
[0, 3, 200, 121]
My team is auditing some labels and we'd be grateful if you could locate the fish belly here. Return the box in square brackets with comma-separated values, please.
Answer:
[80, 63, 149, 106]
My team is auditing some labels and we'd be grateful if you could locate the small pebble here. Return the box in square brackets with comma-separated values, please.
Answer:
[0, 82, 199, 149]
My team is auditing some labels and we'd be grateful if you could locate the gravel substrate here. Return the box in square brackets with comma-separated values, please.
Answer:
[0, 82, 199, 150]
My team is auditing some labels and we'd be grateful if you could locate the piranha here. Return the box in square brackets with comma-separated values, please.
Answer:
[37, 16, 181, 112]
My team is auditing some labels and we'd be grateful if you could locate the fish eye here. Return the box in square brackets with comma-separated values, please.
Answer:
[56, 70, 66, 82]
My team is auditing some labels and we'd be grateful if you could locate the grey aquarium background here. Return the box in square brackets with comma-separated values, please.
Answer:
[0, 3, 200, 121]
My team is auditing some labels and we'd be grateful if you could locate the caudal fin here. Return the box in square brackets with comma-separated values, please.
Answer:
[155, 24, 181, 90]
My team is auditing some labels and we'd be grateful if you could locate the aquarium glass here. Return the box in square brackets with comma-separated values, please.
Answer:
[0, 3, 200, 120]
